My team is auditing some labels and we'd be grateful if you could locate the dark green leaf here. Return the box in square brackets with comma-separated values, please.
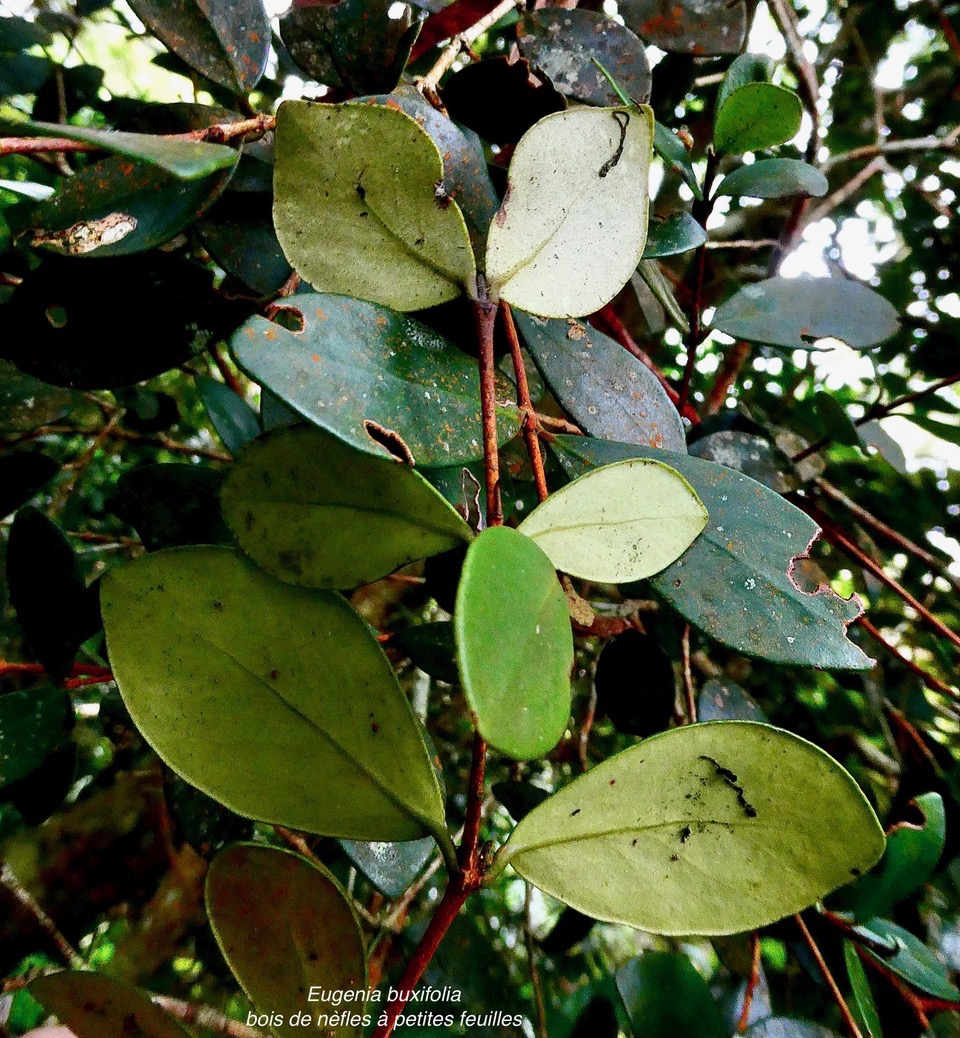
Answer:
[260, 390, 302, 433]
[594, 630, 675, 737]
[0, 686, 71, 788]
[517, 9, 651, 106]
[845, 941, 883, 1038]
[858, 420, 907, 473]
[339, 837, 435, 898]
[455, 527, 572, 760]
[814, 392, 861, 446]
[0, 53, 51, 95]
[617, 952, 727, 1038]
[231, 293, 520, 467]
[714, 84, 803, 155]
[0, 15, 53, 51]
[0, 450, 59, 519]
[165, 773, 253, 859]
[550, 436, 873, 669]
[197, 196, 292, 296]
[516, 312, 685, 450]
[0, 361, 78, 432]
[618, 0, 747, 54]
[539, 908, 596, 954]
[197, 377, 259, 456]
[716, 53, 775, 112]
[654, 121, 702, 200]
[902, 411, 960, 448]
[643, 211, 707, 258]
[864, 918, 960, 1001]
[717, 159, 828, 199]
[221, 425, 473, 588]
[493, 779, 551, 822]
[688, 430, 800, 493]
[712, 277, 900, 351]
[697, 678, 766, 722]
[128, 0, 270, 94]
[393, 622, 460, 685]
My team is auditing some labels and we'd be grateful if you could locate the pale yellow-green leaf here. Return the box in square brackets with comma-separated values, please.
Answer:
[273, 101, 477, 311]
[485, 105, 653, 318]
[517, 458, 707, 582]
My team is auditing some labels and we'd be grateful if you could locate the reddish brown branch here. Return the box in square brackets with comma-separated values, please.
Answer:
[737, 932, 762, 1033]
[856, 616, 957, 699]
[794, 914, 864, 1038]
[502, 303, 549, 503]
[473, 296, 503, 526]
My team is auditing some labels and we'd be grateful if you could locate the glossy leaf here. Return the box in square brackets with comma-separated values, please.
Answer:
[618, 0, 747, 54]
[207, 844, 366, 1038]
[30, 972, 189, 1038]
[864, 919, 959, 1000]
[393, 621, 460, 685]
[516, 312, 686, 451]
[231, 293, 520, 467]
[273, 101, 476, 311]
[717, 159, 828, 199]
[551, 436, 872, 669]
[221, 425, 472, 588]
[654, 121, 702, 200]
[101, 547, 450, 846]
[713, 277, 901, 351]
[594, 630, 675, 737]
[198, 196, 292, 296]
[455, 527, 573, 760]
[745, 1022, 838, 1038]
[697, 678, 766, 723]
[517, 458, 708, 583]
[0, 451, 59, 519]
[494, 721, 885, 935]
[340, 837, 435, 898]
[198, 377, 259, 456]
[129, 0, 270, 94]
[844, 941, 883, 1038]
[485, 105, 654, 318]
[714, 84, 803, 155]
[643, 211, 707, 258]
[0, 361, 78, 433]
[0, 687, 71, 788]
[517, 9, 651, 107]
[617, 952, 726, 1038]
[716, 53, 775, 110]
[688, 431, 800, 493]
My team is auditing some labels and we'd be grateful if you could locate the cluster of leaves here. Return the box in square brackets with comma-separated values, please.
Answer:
[1, 2, 960, 1038]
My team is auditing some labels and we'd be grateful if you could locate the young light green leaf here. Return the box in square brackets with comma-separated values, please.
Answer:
[207, 844, 366, 1038]
[273, 101, 477, 311]
[222, 425, 473, 589]
[716, 53, 776, 112]
[716, 159, 828, 200]
[485, 105, 654, 318]
[517, 458, 707, 583]
[714, 83, 803, 155]
[455, 527, 573, 760]
[494, 721, 886, 935]
[101, 547, 451, 850]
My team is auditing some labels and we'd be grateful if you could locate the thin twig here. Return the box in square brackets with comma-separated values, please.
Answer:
[502, 303, 549, 503]
[418, 0, 522, 93]
[680, 624, 697, 724]
[794, 914, 864, 1038]
[473, 294, 503, 526]
[856, 616, 958, 699]
[737, 932, 762, 1033]
[0, 862, 84, 968]
[152, 996, 267, 1038]
[807, 156, 886, 224]
[823, 126, 960, 169]
[524, 883, 548, 1038]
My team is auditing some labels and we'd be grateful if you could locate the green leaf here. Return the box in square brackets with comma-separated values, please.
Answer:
[455, 527, 573, 760]
[517, 10, 651, 107]
[844, 941, 883, 1038]
[518, 458, 708, 583]
[101, 547, 451, 848]
[0, 450, 59, 519]
[654, 121, 703, 200]
[206, 844, 366, 1038]
[716, 159, 828, 199]
[221, 425, 473, 589]
[617, 952, 727, 1038]
[864, 918, 960, 1001]
[340, 837, 435, 898]
[688, 431, 799, 494]
[485, 105, 654, 318]
[716, 53, 776, 112]
[198, 377, 260, 456]
[858, 420, 907, 474]
[128, 0, 270, 94]
[30, 972, 189, 1038]
[493, 721, 885, 935]
[550, 436, 872, 669]
[273, 101, 477, 311]
[0, 687, 71, 788]
[745, 1022, 839, 1038]
[515, 312, 686, 451]
[0, 118, 238, 179]
[712, 277, 901, 351]
[714, 83, 803, 155]
[0, 360, 78, 433]
[618, 0, 746, 55]
[697, 678, 766, 722]
[231, 293, 520, 467]
[594, 631, 676, 737]
[902, 410, 960, 448]
[643, 211, 707, 258]
[393, 621, 460, 685]
[814, 391, 860, 446]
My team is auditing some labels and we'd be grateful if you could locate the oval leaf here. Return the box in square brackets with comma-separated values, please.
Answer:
[714, 83, 803, 155]
[517, 458, 707, 583]
[207, 844, 366, 1038]
[864, 918, 959, 1000]
[485, 105, 653, 318]
[222, 425, 473, 588]
[618, 0, 747, 54]
[231, 293, 520, 467]
[617, 952, 727, 1038]
[0, 686, 71, 788]
[713, 277, 901, 351]
[495, 721, 885, 935]
[455, 527, 573, 760]
[717, 159, 828, 200]
[643, 211, 707, 258]
[101, 547, 450, 845]
[274, 101, 476, 311]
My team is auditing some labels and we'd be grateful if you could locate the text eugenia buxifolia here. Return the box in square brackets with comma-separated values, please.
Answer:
[245, 985, 527, 1030]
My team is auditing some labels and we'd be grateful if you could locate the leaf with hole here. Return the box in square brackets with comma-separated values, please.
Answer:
[643, 211, 707, 258]
[273, 101, 476, 311]
[517, 458, 707, 583]
[455, 526, 573, 760]
[231, 293, 520, 467]
[516, 312, 685, 451]
[222, 425, 473, 589]
[714, 83, 803, 155]
[485, 105, 653, 318]
[0, 687, 71, 788]
[617, 952, 727, 1038]
[716, 159, 828, 199]
[550, 436, 873, 669]
[101, 547, 451, 847]
[618, 0, 747, 54]
[712, 277, 900, 351]
[207, 844, 366, 1038]
[493, 721, 885, 935]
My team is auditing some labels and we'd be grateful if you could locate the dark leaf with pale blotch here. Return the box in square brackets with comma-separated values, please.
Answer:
[207, 844, 366, 1038]
[516, 312, 685, 451]
[0, 361, 78, 433]
[551, 437, 872, 669]
[713, 277, 901, 351]
[129, 0, 270, 94]
[618, 0, 747, 54]
[0, 451, 59, 518]
[340, 837, 435, 898]
[197, 377, 259, 456]
[643, 212, 707, 258]
[617, 952, 727, 1038]
[594, 630, 675, 737]
[517, 10, 651, 106]
[0, 686, 72, 788]
[714, 84, 803, 155]
[717, 159, 828, 200]
[231, 293, 520, 467]
[688, 431, 800, 493]
[697, 678, 766, 723]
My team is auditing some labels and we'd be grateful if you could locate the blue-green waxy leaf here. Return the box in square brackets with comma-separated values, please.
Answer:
[697, 678, 766, 723]
[101, 547, 451, 851]
[340, 837, 435, 898]
[0, 686, 71, 788]
[207, 844, 366, 1038]
[494, 721, 885, 935]
[197, 377, 259, 456]
[745, 1022, 839, 1038]
[713, 277, 900, 351]
[231, 293, 520, 468]
[716, 159, 828, 200]
[618, 0, 747, 55]
[222, 425, 473, 589]
[643, 211, 707, 258]
[864, 918, 960, 1000]
[714, 83, 803, 155]
[455, 527, 573, 760]
[550, 436, 872, 670]
[617, 952, 726, 1038]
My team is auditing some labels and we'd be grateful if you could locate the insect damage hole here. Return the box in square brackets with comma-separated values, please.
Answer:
[363, 420, 416, 465]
